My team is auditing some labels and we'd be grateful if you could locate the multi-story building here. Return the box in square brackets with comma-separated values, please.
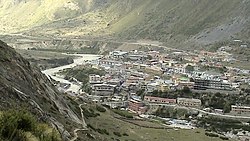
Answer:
[177, 98, 201, 108]
[89, 74, 102, 84]
[178, 81, 195, 89]
[231, 105, 250, 114]
[99, 60, 122, 67]
[128, 98, 147, 114]
[91, 84, 116, 96]
[144, 96, 176, 104]
[194, 79, 232, 90]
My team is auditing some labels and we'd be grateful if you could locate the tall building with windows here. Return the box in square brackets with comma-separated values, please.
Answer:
[194, 79, 232, 90]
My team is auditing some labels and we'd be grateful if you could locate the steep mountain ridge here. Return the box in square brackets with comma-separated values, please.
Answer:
[0, 40, 83, 140]
[0, 0, 249, 46]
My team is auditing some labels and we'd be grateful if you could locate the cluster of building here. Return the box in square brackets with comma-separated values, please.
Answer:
[83, 49, 250, 115]
[127, 95, 201, 114]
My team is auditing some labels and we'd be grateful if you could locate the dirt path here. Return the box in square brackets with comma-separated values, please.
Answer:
[70, 104, 88, 141]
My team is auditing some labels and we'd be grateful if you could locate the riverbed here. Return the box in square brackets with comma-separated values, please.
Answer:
[42, 53, 101, 94]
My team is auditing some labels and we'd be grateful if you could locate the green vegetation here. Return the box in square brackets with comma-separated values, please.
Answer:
[154, 106, 192, 119]
[58, 66, 105, 93]
[87, 124, 110, 135]
[113, 131, 122, 137]
[199, 66, 228, 74]
[0, 110, 61, 141]
[149, 87, 192, 99]
[17, 49, 75, 60]
[185, 65, 195, 72]
[85, 103, 234, 141]
[205, 132, 219, 137]
[59, 66, 105, 83]
[81, 107, 100, 119]
[112, 109, 134, 119]
[34, 47, 100, 54]
[199, 117, 250, 132]
[149, 88, 250, 113]
[96, 105, 106, 113]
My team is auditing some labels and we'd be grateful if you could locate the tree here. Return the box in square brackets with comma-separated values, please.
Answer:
[223, 102, 231, 113]
[136, 89, 145, 97]
[182, 86, 191, 94]
[185, 65, 194, 72]
[147, 55, 153, 60]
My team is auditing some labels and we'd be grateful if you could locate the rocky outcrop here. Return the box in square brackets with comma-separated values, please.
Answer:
[0, 40, 82, 140]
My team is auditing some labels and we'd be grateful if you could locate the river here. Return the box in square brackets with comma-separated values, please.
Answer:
[42, 53, 101, 94]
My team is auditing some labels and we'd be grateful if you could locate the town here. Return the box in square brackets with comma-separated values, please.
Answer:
[56, 45, 250, 117]
[46, 42, 250, 141]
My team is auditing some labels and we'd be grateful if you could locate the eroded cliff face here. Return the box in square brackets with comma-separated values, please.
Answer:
[0, 40, 82, 140]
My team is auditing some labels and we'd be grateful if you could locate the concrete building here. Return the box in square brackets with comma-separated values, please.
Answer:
[231, 105, 250, 114]
[109, 51, 128, 59]
[89, 74, 102, 84]
[144, 96, 176, 104]
[146, 82, 160, 93]
[91, 84, 116, 96]
[177, 98, 201, 108]
[194, 79, 232, 90]
[128, 99, 147, 114]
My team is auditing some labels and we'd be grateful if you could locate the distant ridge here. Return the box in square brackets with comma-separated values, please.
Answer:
[0, 0, 249, 45]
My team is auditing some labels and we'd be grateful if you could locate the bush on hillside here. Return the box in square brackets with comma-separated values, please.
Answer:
[0, 110, 61, 141]
[96, 105, 106, 113]
[112, 109, 133, 119]
[205, 132, 219, 137]
[113, 132, 122, 137]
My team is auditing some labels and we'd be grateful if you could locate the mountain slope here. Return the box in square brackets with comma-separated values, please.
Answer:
[0, 0, 249, 45]
[0, 0, 109, 32]
[108, 0, 250, 44]
[0, 40, 83, 140]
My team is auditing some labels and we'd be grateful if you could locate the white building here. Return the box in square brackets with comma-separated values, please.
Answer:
[109, 51, 128, 59]
[89, 74, 102, 84]
[177, 98, 202, 108]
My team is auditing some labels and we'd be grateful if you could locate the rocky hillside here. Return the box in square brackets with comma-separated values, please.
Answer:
[0, 0, 249, 46]
[0, 40, 83, 140]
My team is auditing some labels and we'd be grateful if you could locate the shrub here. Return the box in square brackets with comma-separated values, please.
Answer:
[232, 130, 238, 135]
[102, 104, 111, 109]
[0, 110, 61, 141]
[96, 128, 109, 135]
[205, 132, 219, 137]
[87, 124, 96, 131]
[81, 107, 100, 118]
[113, 132, 122, 137]
[0, 110, 36, 140]
[113, 110, 133, 119]
[96, 105, 106, 113]
[123, 133, 129, 136]
[220, 136, 229, 140]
